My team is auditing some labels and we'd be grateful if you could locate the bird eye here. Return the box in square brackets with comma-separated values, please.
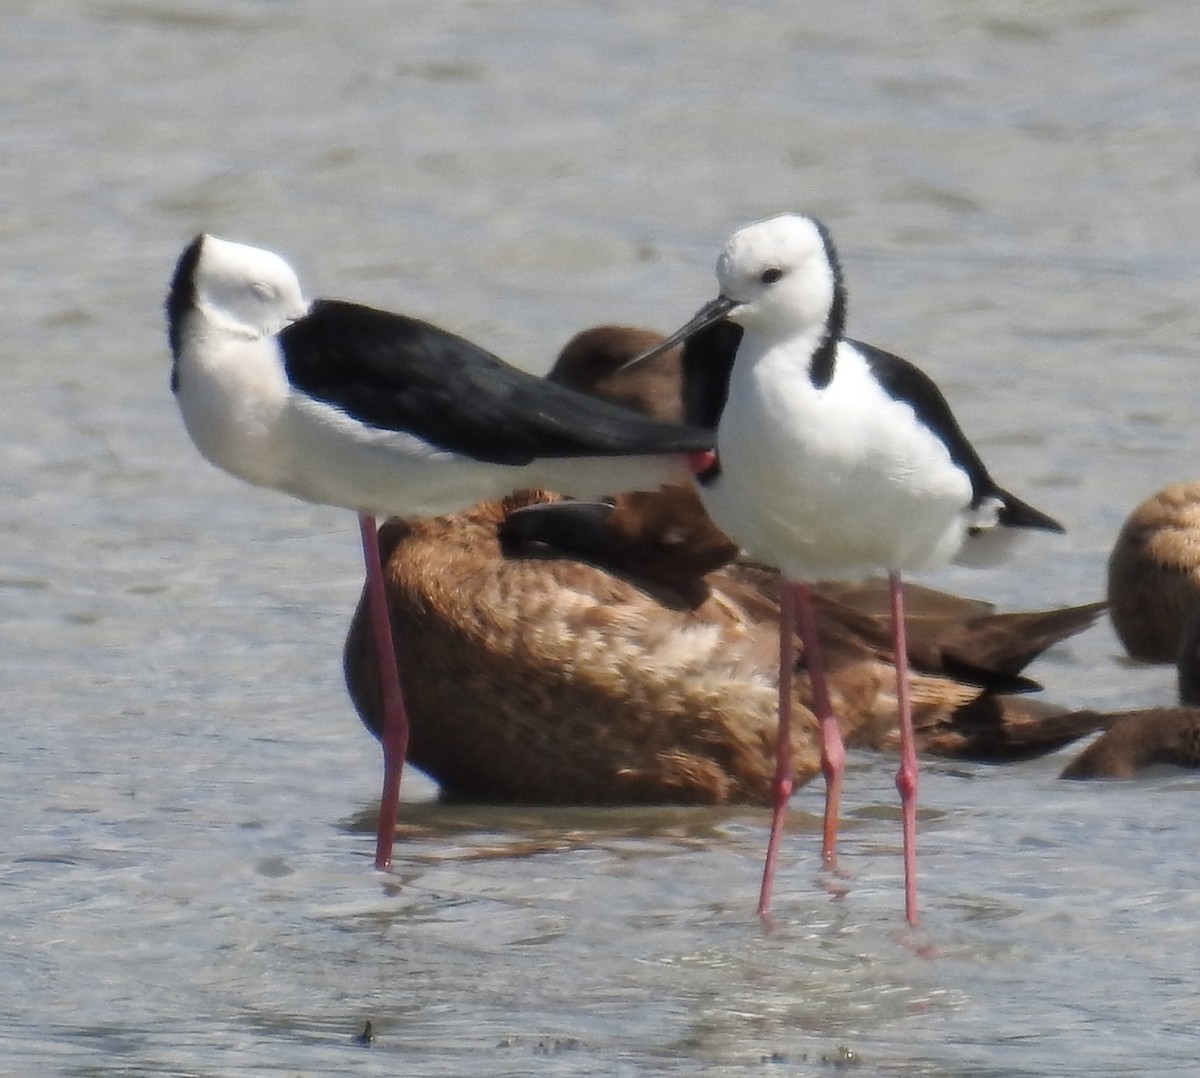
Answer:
[251, 281, 279, 302]
[759, 268, 784, 285]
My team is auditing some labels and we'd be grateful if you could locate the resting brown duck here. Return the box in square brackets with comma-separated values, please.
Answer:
[343, 326, 1105, 804]
[1107, 481, 1200, 663]
[1061, 607, 1200, 779]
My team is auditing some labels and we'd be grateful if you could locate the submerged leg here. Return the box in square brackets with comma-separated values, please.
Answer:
[758, 580, 798, 920]
[889, 570, 919, 927]
[358, 514, 410, 871]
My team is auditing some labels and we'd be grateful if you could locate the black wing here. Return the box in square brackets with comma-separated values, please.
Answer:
[280, 300, 713, 464]
[852, 337, 1004, 511]
[680, 319, 743, 430]
[852, 338, 1062, 532]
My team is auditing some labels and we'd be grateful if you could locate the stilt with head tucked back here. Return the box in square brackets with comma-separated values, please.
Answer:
[165, 235, 712, 869]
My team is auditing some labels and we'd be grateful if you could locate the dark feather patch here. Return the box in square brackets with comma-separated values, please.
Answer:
[809, 219, 846, 389]
[680, 320, 743, 484]
[680, 320, 742, 431]
[498, 499, 618, 560]
[280, 301, 713, 463]
[165, 235, 204, 391]
[853, 338, 1062, 532]
[852, 338, 1000, 511]
[994, 488, 1065, 533]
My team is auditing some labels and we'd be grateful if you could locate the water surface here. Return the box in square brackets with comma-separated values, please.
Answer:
[4, 1, 1200, 1073]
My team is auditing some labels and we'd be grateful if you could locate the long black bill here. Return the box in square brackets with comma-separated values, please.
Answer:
[618, 295, 740, 370]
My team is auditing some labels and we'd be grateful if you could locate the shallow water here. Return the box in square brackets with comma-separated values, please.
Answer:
[4, 1, 1200, 1073]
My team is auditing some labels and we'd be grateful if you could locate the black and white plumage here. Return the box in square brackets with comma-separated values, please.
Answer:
[167, 235, 712, 519]
[647, 222, 1061, 579]
[628, 213, 1064, 926]
[165, 233, 714, 872]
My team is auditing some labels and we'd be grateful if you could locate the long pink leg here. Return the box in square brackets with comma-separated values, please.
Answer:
[889, 570, 919, 926]
[758, 581, 845, 919]
[757, 582, 796, 919]
[358, 514, 410, 871]
[792, 582, 844, 868]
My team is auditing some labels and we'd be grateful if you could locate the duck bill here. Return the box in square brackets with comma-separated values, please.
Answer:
[619, 295, 740, 369]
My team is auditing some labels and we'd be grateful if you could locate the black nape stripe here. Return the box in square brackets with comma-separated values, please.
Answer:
[809, 218, 846, 390]
[166, 235, 205, 387]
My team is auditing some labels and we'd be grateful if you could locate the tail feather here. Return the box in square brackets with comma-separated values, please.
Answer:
[926, 696, 1109, 763]
[997, 488, 1065, 533]
[937, 601, 1107, 678]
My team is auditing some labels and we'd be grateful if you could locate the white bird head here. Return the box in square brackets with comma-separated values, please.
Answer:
[167, 234, 309, 358]
[619, 213, 846, 373]
[715, 214, 843, 335]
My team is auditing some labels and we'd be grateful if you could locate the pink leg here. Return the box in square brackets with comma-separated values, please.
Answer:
[359, 514, 410, 871]
[758, 582, 796, 919]
[792, 582, 844, 870]
[889, 571, 919, 927]
[758, 581, 845, 920]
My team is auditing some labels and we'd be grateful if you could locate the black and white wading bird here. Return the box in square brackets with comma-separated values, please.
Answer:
[624, 214, 1064, 926]
[165, 234, 713, 870]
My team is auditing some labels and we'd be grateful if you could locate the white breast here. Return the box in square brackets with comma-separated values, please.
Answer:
[701, 337, 975, 579]
[174, 332, 293, 492]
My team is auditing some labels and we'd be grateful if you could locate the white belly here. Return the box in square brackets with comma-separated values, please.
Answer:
[702, 341, 975, 579]
[176, 335, 689, 518]
[276, 393, 691, 517]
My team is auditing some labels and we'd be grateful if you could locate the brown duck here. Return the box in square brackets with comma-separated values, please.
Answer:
[1061, 607, 1200, 779]
[343, 326, 1105, 804]
[1107, 481, 1200, 663]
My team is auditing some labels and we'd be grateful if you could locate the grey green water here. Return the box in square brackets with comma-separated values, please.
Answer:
[4, 2, 1200, 1073]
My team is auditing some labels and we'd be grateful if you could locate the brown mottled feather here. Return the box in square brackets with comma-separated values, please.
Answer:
[1060, 608, 1200, 779]
[1179, 606, 1200, 706]
[548, 325, 687, 425]
[344, 492, 1103, 803]
[1061, 709, 1200, 779]
[345, 493, 786, 804]
[1107, 481, 1200, 662]
[342, 325, 1107, 804]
